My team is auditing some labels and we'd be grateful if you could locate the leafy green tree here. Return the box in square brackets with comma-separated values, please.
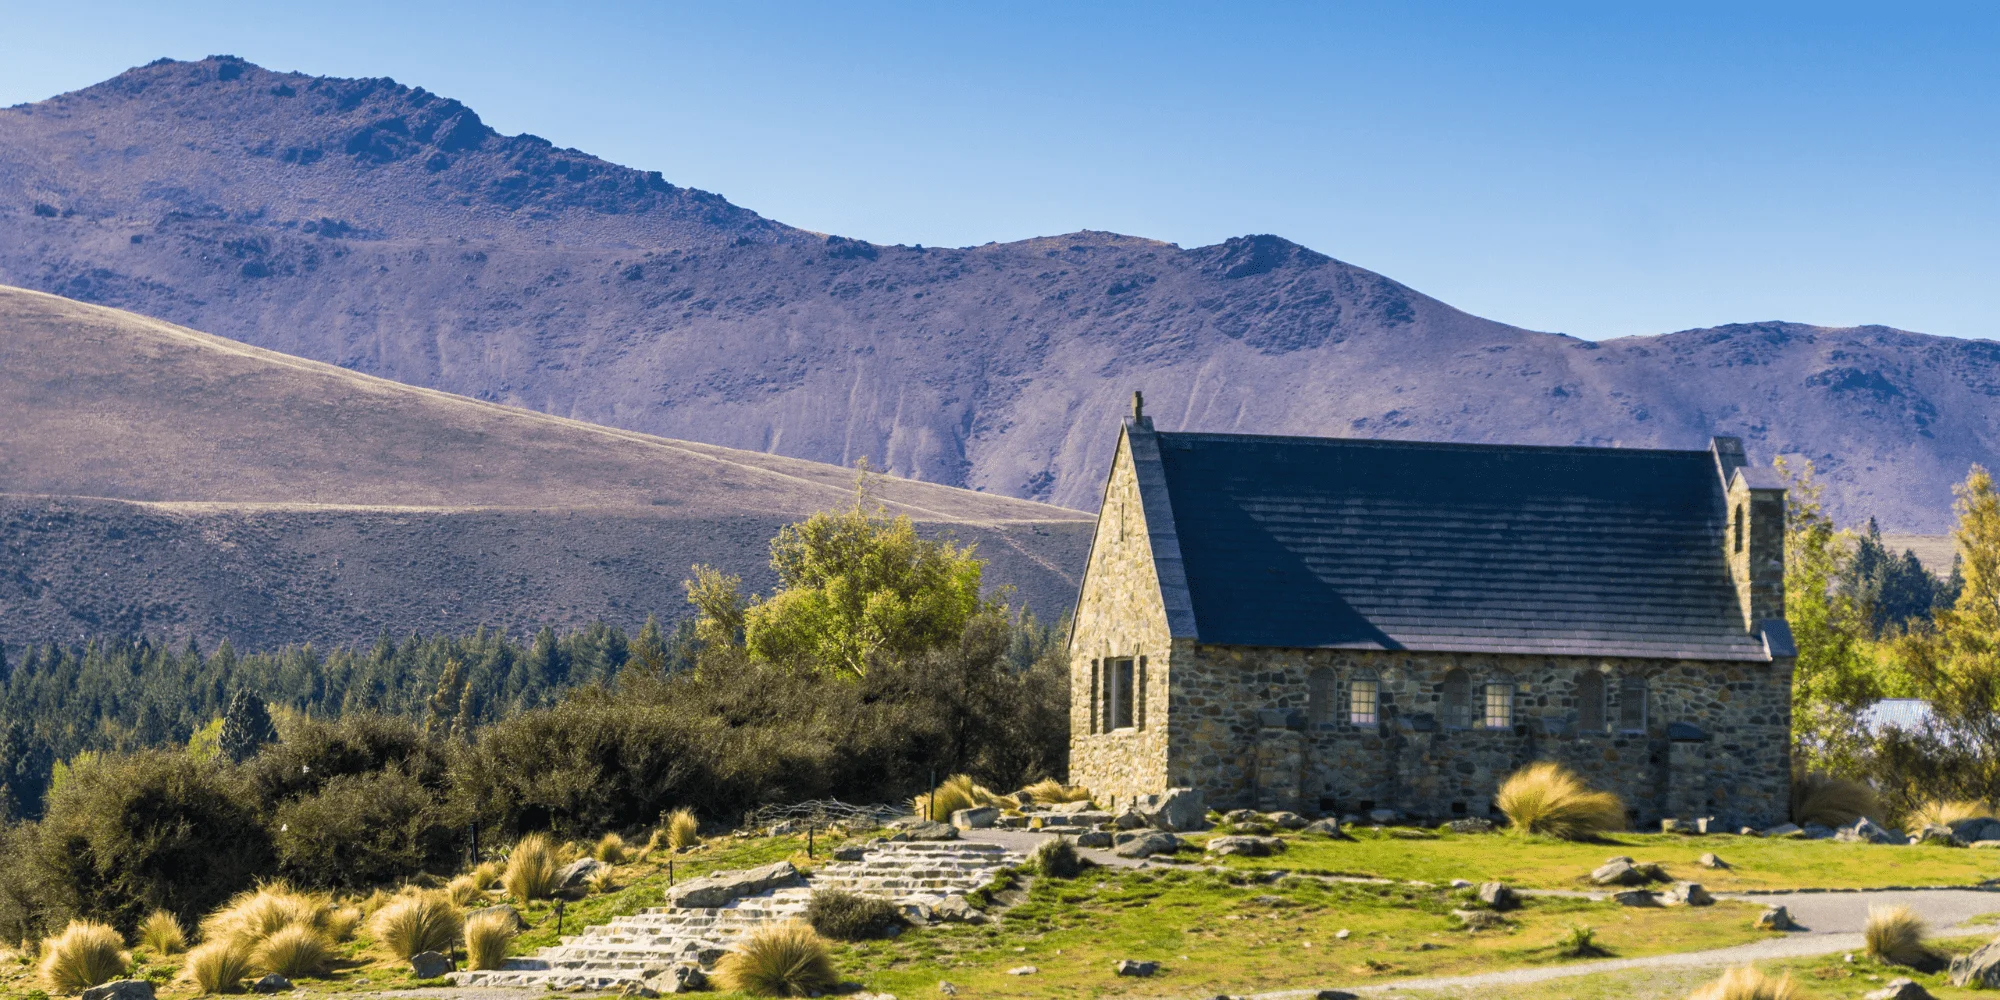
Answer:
[423, 658, 465, 737]
[1777, 458, 1881, 775]
[218, 690, 278, 763]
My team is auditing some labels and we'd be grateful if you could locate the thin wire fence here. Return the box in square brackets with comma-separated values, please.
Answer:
[741, 798, 908, 830]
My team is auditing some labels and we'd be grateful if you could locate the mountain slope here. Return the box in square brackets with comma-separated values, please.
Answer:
[0, 286, 1091, 646]
[1, 56, 1994, 530]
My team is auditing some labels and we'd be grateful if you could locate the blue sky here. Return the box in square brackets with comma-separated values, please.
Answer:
[3, 2, 1994, 340]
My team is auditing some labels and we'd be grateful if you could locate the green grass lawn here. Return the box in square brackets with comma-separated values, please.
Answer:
[1195, 826, 2000, 891]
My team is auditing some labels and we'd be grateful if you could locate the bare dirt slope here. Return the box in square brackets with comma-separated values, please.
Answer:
[2, 57, 1996, 530]
[0, 286, 1091, 647]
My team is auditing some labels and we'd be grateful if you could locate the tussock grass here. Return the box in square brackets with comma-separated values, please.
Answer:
[366, 892, 462, 961]
[469, 860, 503, 890]
[1022, 778, 1093, 805]
[1496, 762, 1625, 840]
[1907, 798, 1993, 829]
[1865, 904, 1933, 967]
[711, 921, 838, 997]
[200, 882, 331, 947]
[593, 832, 627, 864]
[38, 920, 129, 992]
[137, 909, 186, 955]
[804, 889, 901, 941]
[446, 874, 486, 907]
[1791, 772, 1879, 828]
[1555, 923, 1606, 958]
[464, 910, 517, 971]
[586, 866, 618, 894]
[1030, 836, 1084, 878]
[182, 939, 254, 995]
[666, 807, 701, 850]
[503, 832, 560, 902]
[911, 773, 1001, 821]
[252, 923, 330, 978]
[1687, 965, 1803, 1000]
[324, 907, 362, 943]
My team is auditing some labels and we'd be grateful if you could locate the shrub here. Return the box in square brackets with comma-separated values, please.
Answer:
[1030, 837, 1083, 879]
[182, 939, 253, 995]
[1907, 798, 1992, 829]
[200, 883, 329, 948]
[1496, 762, 1624, 840]
[1865, 904, 1933, 967]
[666, 808, 701, 850]
[464, 910, 517, 971]
[1555, 923, 1605, 958]
[137, 909, 187, 955]
[592, 833, 627, 864]
[366, 892, 461, 961]
[271, 769, 462, 890]
[911, 774, 999, 821]
[252, 923, 330, 978]
[502, 833, 559, 902]
[710, 921, 838, 997]
[323, 907, 362, 943]
[446, 875, 485, 907]
[1686, 966, 1802, 1000]
[1022, 778, 1092, 805]
[1791, 772, 1879, 828]
[804, 889, 900, 941]
[38, 920, 128, 992]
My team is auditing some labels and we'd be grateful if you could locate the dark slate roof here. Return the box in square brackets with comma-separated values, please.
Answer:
[1138, 427, 1768, 661]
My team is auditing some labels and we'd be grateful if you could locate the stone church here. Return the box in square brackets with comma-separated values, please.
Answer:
[1067, 396, 1795, 829]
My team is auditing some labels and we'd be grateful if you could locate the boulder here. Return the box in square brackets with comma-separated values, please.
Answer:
[1114, 959, 1159, 977]
[935, 895, 983, 923]
[1113, 810, 1147, 830]
[1762, 823, 1805, 838]
[1591, 860, 1648, 886]
[81, 981, 155, 1000]
[767, 820, 799, 835]
[1952, 817, 2000, 844]
[1367, 808, 1401, 825]
[466, 903, 524, 930]
[1610, 890, 1658, 907]
[1134, 788, 1209, 832]
[618, 983, 659, 998]
[645, 963, 707, 994]
[556, 857, 606, 891]
[1263, 811, 1309, 830]
[1114, 832, 1180, 859]
[1477, 882, 1517, 910]
[1453, 908, 1507, 930]
[1007, 966, 1039, 976]
[1076, 830, 1114, 848]
[1974, 840, 2000, 849]
[250, 974, 292, 994]
[1660, 818, 1687, 834]
[1315, 993, 1360, 1000]
[1914, 823, 1959, 846]
[1206, 835, 1285, 857]
[950, 806, 1000, 830]
[1221, 808, 1260, 823]
[1302, 818, 1351, 838]
[409, 951, 454, 979]
[1756, 905, 1797, 931]
[1835, 818, 1902, 844]
[832, 845, 869, 861]
[1663, 882, 1714, 906]
[900, 901, 935, 926]
[1803, 823, 1837, 839]
[1738, 826, 1763, 836]
[669, 860, 801, 908]
[1694, 817, 1722, 834]
[1447, 817, 1496, 834]
[898, 820, 959, 841]
[1951, 937, 2000, 988]
[1048, 800, 1098, 814]
[1698, 852, 1729, 870]
[1865, 978, 1936, 1000]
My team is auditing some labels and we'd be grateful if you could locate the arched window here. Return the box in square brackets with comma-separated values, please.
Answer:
[1619, 672, 1648, 732]
[1577, 670, 1606, 733]
[1442, 669, 1472, 729]
[1308, 667, 1336, 725]
[1349, 673, 1380, 726]
[1483, 679, 1514, 729]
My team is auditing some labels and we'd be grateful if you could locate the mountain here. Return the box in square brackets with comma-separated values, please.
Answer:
[0, 285, 1091, 647]
[2, 55, 1996, 531]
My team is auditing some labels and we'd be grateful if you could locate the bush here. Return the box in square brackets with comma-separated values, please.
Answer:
[200, 883, 330, 948]
[804, 889, 901, 941]
[1791, 772, 1879, 828]
[464, 910, 517, 970]
[271, 769, 463, 890]
[502, 833, 559, 902]
[367, 892, 461, 961]
[1030, 837, 1082, 879]
[666, 808, 701, 850]
[38, 920, 128, 992]
[252, 923, 330, 977]
[592, 833, 626, 864]
[1022, 778, 1091, 805]
[1907, 798, 1991, 829]
[1496, 762, 1624, 840]
[1865, 904, 1934, 967]
[182, 939, 253, 995]
[1686, 966, 1802, 1000]
[137, 909, 186, 955]
[710, 921, 838, 997]
[1555, 923, 1606, 958]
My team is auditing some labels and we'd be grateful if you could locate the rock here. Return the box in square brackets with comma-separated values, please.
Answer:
[1756, 905, 1797, 931]
[1336, 928, 1350, 939]
[618, 983, 659, 998]
[767, 820, 800, 835]
[1302, 818, 1351, 838]
[1632, 862, 1670, 883]
[1447, 817, 1495, 834]
[1739, 826, 1762, 836]
[1865, 977, 1936, 1000]
[1263, 811, 1309, 830]
[901, 902, 935, 926]
[1591, 860, 1648, 886]
[1207, 835, 1285, 857]
[1454, 908, 1507, 930]
[833, 845, 869, 861]
[1115, 832, 1181, 858]
[1951, 937, 2000, 988]
[1076, 830, 1114, 848]
[1449, 878, 1473, 888]
[409, 951, 454, 979]
[669, 860, 801, 908]
[950, 806, 1000, 830]
[1222, 808, 1260, 823]
[466, 903, 524, 930]
[1007, 965, 1039, 975]
[1698, 852, 1729, 869]
[1695, 817, 1721, 834]
[1663, 882, 1714, 906]
[1660, 818, 1686, 833]
[1133, 788, 1209, 832]
[935, 895, 982, 922]
[938, 983, 959, 996]
[1048, 800, 1097, 814]
[1315, 992, 1360, 1000]
[898, 820, 959, 841]
[1763, 823, 1804, 838]
[1368, 808, 1401, 824]
[1114, 959, 1159, 977]
[556, 857, 606, 891]
[250, 975, 292, 994]
[1477, 882, 1517, 910]
[1952, 817, 2000, 844]
[1803, 823, 1837, 839]
[81, 981, 155, 1000]
[1915, 823, 1959, 846]
[1974, 840, 2000, 849]
[1113, 810, 1146, 830]
[1835, 818, 1902, 845]
[1610, 890, 1658, 907]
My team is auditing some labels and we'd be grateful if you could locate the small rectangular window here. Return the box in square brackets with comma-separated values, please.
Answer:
[1619, 674, 1648, 732]
[1108, 657, 1135, 730]
[1349, 679, 1379, 726]
[1483, 684, 1513, 729]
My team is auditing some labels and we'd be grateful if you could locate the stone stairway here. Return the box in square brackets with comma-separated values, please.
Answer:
[451, 840, 1020, 991]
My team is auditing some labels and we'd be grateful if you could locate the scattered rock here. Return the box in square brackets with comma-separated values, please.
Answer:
[1738, 826, 1763, 837]
[1447, 817, 1495, 834]
[1315, 992, 1360, 1000]
[1263, 811, 1309, 830]
[950, 806, 999, 830]
[466, 903, 524, 930]
[1663, 882, 1714, 906]
[1133, 788, 1209, 832]
[81, 981, 155, 1000]
[1660, 818, 1687, 834]
[1836, 818, 1902, 845]
[935, 895, 983, 923]
[1803, 823, 1837, 840]
[408, 951, 454, 979]
[1302, 818, 1351, 839]
[1367, 808, 1401, 825]
[898, 820, 960, 841]
[1973, 840, 2000, 849]
[1697, 852, 1729, 869]
[1449, 878, 1473, 888]
[1115, 959, 1159, 977]
[1952, 817, 2000, 844]
[555, 857, 607, 894]
[1591, 860, 1648, 886]
[1047, 800, 1097, 815]
[767, 820, 799, 836]
[1221, 809, 1260, 823]
[1453, 908, 1507, 930]
[1115, 832, 1181, 858]
[250, 974, 291, 994]
[1336, 929, 1351, 939]
[669, 860, 801, 908]
[1951, 937, 2000, 988]
[618, 983, 659, 998]
[1206, 835, 1285, 857]
[1865, 978, 1936, 1000]
[901, 902, 936, 926]
[1006, 966, 1038, 976]
[1477, 882, 1517, 910]
[1076, 830, 1113, 848]
[832, 845, 869, 861]
[1695, 817, 1722, 834]
[937, 982, 960, 996]
[1763, 823, 1805, 838]
[1915, 823, 1959, 846]
[1756, 905, 1797, 931]
[1113, 810, 1146, 830]
[1610, 890, 1658, 907]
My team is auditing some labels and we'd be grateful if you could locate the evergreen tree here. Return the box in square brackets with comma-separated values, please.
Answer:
[423, 658, 465, 737]
[218, 690, 278, 763]
[628, 614, 669, 676]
